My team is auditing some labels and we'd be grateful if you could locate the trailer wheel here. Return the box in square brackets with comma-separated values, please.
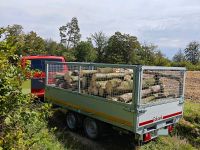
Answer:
[84, 117, 101, 139]
[66, 112, 78, 131]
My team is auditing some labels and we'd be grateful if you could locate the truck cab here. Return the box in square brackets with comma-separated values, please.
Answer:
[21, 55, 66, 97]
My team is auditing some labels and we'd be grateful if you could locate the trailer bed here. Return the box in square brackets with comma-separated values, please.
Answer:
[45, 62, 186, 142]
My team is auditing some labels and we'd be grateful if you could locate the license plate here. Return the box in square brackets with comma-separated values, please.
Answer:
[158, 128, 168, 136]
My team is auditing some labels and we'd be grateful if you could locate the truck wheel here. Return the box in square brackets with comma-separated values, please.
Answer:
[84, 117, 101, 139]
[66, 112, 78, 131]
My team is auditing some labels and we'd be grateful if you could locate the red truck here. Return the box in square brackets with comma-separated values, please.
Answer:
[21, 55, 66, 97]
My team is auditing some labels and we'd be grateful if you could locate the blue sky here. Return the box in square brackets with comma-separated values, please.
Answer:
[1, 0, 200, 58]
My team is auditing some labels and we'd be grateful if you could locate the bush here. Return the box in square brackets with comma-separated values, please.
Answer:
[171, 61, 200, 71]
[0, 27, 63, 150]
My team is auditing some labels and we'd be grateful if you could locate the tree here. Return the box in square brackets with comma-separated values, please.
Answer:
[74, 41, 97, 62]
[2, 24, 25, 55]
[44, 39, 67, 55]
[139, 43, 157, 65]
[0, 27, 62, 149]
[154, 51, 171, 66]
[59, 17, 81, 49]
[22, 31, 46, 55]
[184, 41, 200, 65]
[6, 24, 23, 36]
[104, 32, 141, 64]
[173, 49, 185, 62]
[91, 31, 107, 62]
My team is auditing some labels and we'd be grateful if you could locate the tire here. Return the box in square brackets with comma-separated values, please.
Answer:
[83, 117, 101, 140]
[66, 112, 78, 131]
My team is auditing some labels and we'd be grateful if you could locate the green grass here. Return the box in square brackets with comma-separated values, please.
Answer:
[183, 101, 200, 124]
[176, 101, 200, 148]
[140, 136, 196, 150]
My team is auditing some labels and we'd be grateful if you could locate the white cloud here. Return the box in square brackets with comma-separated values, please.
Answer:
[0, 0, 200, 58]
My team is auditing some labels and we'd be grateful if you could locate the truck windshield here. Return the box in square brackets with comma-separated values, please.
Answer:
[31, 59, 63, 72]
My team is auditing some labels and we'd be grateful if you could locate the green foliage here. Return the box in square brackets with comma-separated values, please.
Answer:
[91, 31, 108, 62]
[104, 32, 141, 64]
[44, 39, 69, 57]
[176, 101, 200, 147]
[140, 136, 196, 150]
[184, 41, 200, 65]
[173, 49, 185, 62]
[0, 27, 63, 150]
[171, 61, 200, 71]
[59, 17, 81, 49]
[6, 24, 23, 36]
[62, 49, 76, 62]
[22, 31, 46, 55]
[154, 51, 171, 66]
[75, 41, 97, 62]
[137, 44, 156, 65]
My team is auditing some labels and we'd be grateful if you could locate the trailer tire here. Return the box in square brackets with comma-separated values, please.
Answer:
[66, 112, 78, 131]
[83, 117, 101, 140]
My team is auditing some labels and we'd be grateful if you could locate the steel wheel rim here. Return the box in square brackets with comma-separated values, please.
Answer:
[85, 119, 98, 138]
[67, 114, 76, 129]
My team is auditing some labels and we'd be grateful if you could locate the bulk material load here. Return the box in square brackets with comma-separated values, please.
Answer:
[53, 67, 178, 104]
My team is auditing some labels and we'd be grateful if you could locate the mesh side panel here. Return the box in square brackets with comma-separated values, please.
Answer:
[47, 63, 79, 92]
[140, 69, 184, 105]
[46, 63, 134, 104]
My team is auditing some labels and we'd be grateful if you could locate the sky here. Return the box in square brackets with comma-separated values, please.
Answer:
[1, 0, 200, 59]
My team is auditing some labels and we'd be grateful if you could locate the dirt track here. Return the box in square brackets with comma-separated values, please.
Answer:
[185, 71, 200, 101]
[49, 110, 135, 150]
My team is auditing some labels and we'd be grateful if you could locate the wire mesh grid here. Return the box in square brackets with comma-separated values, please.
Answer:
[46, 62, 135, 104]
[140, 69, 184, 105]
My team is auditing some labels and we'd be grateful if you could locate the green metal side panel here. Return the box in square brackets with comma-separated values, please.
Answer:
[45, 86, 135, 132]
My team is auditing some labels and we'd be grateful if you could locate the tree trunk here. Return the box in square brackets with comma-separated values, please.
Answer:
[99, 87, 106, 97]
[105, 79, 122, 95]
[97, 67, 115, 73]
[151, 85, 161, 93]
[141, 95, 156, 104]
[91, 80, 108, 88]
[80, 70, 98, 77]
[124, 74, 132, 81]
[144, 71, 181, 82]
[118, 93, 132, 103]
[141, 85, 161, 97]
[142, 78, 156, 88]
[92, 72, 131, 81]
[116, 80, 133, 91]
[92, 86, 99, 95]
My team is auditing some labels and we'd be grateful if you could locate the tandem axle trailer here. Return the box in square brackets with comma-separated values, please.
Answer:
[44, 62, 186, 144]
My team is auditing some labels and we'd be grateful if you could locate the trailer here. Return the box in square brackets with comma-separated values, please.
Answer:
[44, 62, 186, 145]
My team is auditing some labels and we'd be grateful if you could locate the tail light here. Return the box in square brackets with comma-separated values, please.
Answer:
[167, 125, 173, 133]
[143, 132, 151, 142]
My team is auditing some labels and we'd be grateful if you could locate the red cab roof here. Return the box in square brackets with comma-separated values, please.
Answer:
[22, 55, 65, 60]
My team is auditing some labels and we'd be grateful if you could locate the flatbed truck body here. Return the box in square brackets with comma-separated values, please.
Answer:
[45, 62, 186, 142]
